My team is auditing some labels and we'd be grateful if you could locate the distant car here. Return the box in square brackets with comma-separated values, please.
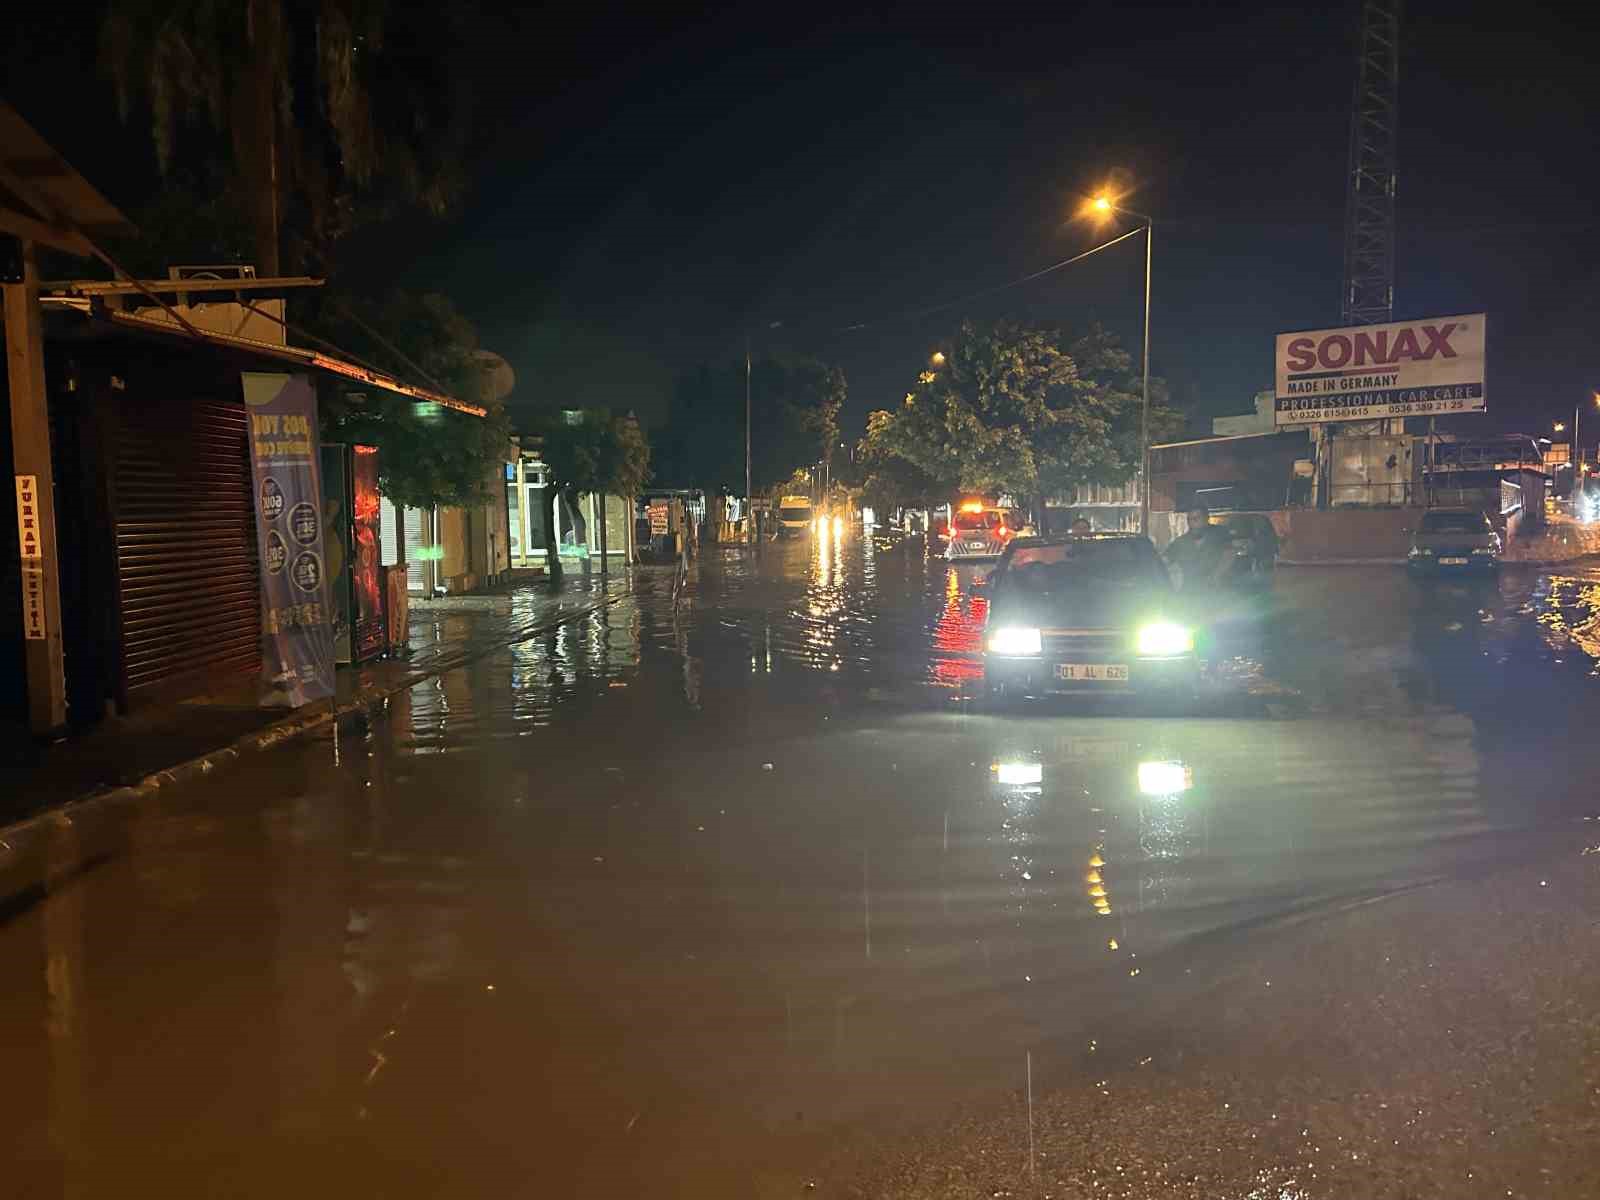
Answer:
[1216, 513, 1279, 590]
[1407, 508, 1501, 575]
[945, 504, 1019, 561]
[982, 534, 1200, 704]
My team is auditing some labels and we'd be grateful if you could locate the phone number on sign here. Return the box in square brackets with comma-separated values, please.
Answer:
[1280, 398, 1481, 423]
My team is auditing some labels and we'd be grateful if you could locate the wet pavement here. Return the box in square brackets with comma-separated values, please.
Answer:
[3, 531, 1599, 1198]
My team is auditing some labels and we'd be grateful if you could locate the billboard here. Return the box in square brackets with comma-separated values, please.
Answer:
[1274, 313, 1485, 425]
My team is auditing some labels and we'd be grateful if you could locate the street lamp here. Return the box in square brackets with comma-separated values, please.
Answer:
[1086, 192, 1155, 534]
[930, 350, 947, 367]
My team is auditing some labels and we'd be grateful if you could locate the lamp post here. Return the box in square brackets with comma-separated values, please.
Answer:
[1088, 195, 1154, 535]
[744, 333, 753, 544]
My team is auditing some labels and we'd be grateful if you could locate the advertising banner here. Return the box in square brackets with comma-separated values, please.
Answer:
[1274, 313, 1486, 425]
[350, 445, 386, 662]
[243, 372, 335, 706]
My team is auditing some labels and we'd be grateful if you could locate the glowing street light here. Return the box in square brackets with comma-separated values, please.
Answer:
[1084, 189, 1155, 534]
[930, 350, 947, 367]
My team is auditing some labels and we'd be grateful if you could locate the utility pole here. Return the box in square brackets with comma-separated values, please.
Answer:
[1139, 218, 1152, 536]
[745, 334, 753, 546]
[4, 237, 67, 733]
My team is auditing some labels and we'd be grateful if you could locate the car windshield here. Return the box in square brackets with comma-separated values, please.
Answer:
[1003, 539, 1165, 591]
[1421, 511, 1490, 534]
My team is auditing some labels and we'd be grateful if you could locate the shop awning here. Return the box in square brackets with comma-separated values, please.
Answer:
[42, 300, 487, 418]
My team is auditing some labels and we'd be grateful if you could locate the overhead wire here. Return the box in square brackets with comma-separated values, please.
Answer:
[826, 224, 1148, 336]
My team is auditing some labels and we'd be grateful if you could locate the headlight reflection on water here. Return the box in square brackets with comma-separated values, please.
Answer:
[1137, 760, 1192, 796]
[993, 760, 1043, 787]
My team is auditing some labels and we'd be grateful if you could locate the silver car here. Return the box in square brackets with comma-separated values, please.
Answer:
[1407, 508, 1501, 575]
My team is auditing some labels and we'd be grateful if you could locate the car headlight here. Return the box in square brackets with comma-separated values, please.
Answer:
[1135, 621, 1194, 657]
[987, 626, 1042, 656]
[1472, 546, 1496, 556]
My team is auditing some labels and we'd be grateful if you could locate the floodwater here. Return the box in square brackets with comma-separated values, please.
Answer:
[4, 531, 1600, 1198]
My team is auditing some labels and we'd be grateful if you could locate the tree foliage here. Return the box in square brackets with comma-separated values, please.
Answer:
[856, 409, 952, 513]
[317, 290, 510, 510]
[99, 0, 472, 273]
[654, 353, 845, 494]
[863, 320, 1183, 513]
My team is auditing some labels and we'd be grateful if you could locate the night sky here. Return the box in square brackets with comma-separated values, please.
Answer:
[9, 2, 1597, 440]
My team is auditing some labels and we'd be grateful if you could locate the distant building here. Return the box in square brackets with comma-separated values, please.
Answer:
[1212, 390, 1276, 437]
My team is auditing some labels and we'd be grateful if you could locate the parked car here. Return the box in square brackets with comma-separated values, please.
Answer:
[1406, 508, 1501, 575]
[1216, 513, 1279, 590]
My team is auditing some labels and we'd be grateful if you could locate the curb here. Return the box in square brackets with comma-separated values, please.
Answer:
[0, 594, 615, 915]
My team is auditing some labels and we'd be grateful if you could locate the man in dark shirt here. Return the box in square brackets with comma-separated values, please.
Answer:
[1165, 504, 1230, 589]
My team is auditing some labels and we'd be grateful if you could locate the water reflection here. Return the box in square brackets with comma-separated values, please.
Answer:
[1535, 573, 1600, 670]
[929, 566, 986, 688]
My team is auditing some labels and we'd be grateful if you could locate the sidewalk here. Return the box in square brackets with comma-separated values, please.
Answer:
[0, 573, 629, 829]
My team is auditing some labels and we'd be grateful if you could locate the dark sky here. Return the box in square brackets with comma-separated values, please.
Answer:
[10, 2, 1598, 438]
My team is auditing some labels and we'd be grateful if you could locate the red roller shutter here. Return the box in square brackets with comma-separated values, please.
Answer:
[113, 389, 260, 704]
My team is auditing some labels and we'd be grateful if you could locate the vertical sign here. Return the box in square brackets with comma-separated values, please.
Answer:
[242, 373, 335, 707]
[14, 474, 46, 639]
[350, 445, 387, 662]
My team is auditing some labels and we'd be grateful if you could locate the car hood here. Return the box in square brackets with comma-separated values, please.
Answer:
[990, 585, 1175, 630]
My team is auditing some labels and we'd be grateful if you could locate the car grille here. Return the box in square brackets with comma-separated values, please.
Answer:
[1041, 629, 1127, 659]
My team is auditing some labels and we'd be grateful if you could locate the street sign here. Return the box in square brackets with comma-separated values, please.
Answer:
[14, 474, 40, 561]
[14, 475, 44, 639]
[750, 498, 773, 512]
[1274, 313, 1486, 425]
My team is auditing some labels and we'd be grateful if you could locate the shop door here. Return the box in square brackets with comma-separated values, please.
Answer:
[112, 386, 260, 705]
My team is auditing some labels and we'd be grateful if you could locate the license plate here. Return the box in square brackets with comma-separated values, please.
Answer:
[967, 541, 987, 549]
[1439, 556, 1469, 565]
[1055, 663, 1129, 682]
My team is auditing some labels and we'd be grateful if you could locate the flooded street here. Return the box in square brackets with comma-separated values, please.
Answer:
[4, 533, 1600, 1198]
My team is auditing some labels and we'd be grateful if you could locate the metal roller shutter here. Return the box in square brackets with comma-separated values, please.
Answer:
[113, 391, 260, 703]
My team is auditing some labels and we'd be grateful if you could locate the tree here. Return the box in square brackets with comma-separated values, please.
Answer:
[533, 410, 652, 581]
[99, 0, 471, 275]
[751, 355, 845, 491]
[856, 409, 952, 515]
[655, 353, 846, 494]
[317, 290, 511, 510]
[863, 320, 1182, 528]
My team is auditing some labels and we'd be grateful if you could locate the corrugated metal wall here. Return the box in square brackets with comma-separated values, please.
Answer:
[112, 389, 260, 703]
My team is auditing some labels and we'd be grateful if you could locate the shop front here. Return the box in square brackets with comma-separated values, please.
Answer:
[505, 453, 632, 569]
